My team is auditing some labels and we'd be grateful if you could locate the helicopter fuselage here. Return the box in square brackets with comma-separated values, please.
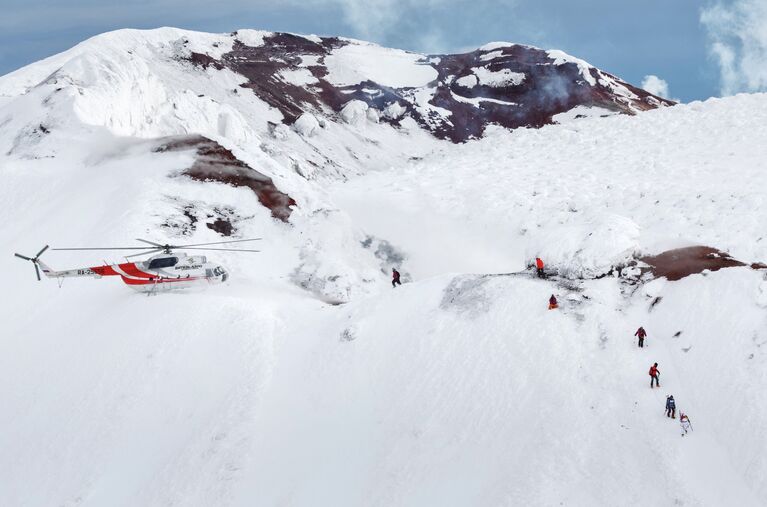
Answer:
[39, 252, 228, 293]
[16, 237, 259, 293]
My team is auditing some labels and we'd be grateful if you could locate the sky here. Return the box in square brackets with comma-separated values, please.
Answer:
[1, 0, 766, 103]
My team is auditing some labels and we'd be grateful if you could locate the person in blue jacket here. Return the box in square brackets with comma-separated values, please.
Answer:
[666, 395, 676, 419]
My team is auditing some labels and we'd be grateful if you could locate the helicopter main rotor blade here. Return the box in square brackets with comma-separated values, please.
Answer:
[52, 247, 159, 251]
[14, 253, 33, 261]
[34, 263, 41, 281]
[174, 238, 262, 248]
[135, 238, 165, 247]
[35, 245, 49, 258]
[125, 248, 164, 259]
[180, 247, 261, 252]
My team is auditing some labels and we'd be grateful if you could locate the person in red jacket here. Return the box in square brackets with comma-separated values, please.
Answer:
[392, 268, 402, 288]
[548, 294, 558, 310]
[535, 257, 545, 278]
[649, 362, 660, 388]
[635, 326, 647, 348]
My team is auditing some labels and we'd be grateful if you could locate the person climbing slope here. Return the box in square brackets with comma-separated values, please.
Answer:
[680, 413, 692, 436]
[392, 268, 402, 288]
[535, 257, 545, 278]
[649, 362, 660, 388]
[635, 326, 647, 348]
[665, 395, 676, 419]
[548, 294, 558, 310]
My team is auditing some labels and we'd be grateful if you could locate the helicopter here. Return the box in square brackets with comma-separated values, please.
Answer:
[14, 238, 260, 293]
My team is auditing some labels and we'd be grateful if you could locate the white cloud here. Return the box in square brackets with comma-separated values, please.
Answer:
[314, 0, 518, 49]
[415, 29, 450, 54]
[320, 0, 450, 42]
[641, 74, 670, 99]
[701, 0, 767, 96]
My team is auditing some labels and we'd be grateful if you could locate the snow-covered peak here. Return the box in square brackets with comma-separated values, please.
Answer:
[478, 41, 520, 51]
[0, 28, 222, 96]
[546, 49, 598, 85]
[1, 27, 674, 146]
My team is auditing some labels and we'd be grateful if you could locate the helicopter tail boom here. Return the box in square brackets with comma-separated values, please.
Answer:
[14, 245, 103, 281]
[39, 261, 103, 279]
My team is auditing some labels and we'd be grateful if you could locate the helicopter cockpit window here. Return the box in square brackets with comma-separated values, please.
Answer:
[148, 256, 178, 270]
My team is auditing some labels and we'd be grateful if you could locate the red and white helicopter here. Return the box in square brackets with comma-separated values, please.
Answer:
[14, 238, 260, 293]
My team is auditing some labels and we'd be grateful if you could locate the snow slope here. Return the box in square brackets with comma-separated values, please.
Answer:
[333, 94, 767, 278]
[1, 28, 767, 506]
[324, 41, 438, 87]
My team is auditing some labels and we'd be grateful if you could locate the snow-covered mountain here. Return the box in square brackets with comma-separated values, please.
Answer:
[1, 27, 766, 506]
[0, 27, 672, 180]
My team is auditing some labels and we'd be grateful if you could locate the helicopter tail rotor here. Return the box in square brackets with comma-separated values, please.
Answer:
[14, 245, 49, 281]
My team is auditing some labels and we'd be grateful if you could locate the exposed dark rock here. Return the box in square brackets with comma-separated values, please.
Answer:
[159, 198, 198, 236]
[189, 52, 224, 70]
[640, 246, 746, 281]
[183, 33, 674, 142]
[160, 196, 253, 237]
[160, 197, 253, 237]
[154, 134, 296, 222]
[182, 205, 198, 228]
[206, 217, 233, 236]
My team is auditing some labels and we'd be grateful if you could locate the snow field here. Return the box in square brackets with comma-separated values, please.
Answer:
[471, 66, 526, 87]
[0, 281, 306, 506]
[233, 270, 764, 505]
[324, 43, 438, 88]
[1, 26, 767, 506]
[330, 93, 767, 283]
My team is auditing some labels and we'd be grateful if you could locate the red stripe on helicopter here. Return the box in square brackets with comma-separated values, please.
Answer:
[117, 263, 156, 279]
[90, 265, 120, 276]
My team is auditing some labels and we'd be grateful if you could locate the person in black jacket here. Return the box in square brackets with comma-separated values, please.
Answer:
[666, 395, 676, 419]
